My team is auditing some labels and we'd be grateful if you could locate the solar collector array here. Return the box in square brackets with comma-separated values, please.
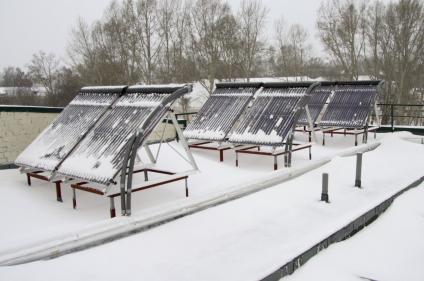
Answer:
[319, 83, 379, 128]
[229, 84, 312, 146]
[56, 85, 186, 187]
[183, 83, 261, 141]
[297, 85, 332, 125]
[15, 86, 125, 171]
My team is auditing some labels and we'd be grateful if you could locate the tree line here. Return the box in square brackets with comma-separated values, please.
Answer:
[1, 0, 423, 109]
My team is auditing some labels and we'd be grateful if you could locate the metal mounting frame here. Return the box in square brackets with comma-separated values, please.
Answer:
[119, 109, 198, 216]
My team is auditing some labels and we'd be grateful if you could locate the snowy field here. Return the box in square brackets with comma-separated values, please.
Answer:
[0, 132, 422, 280]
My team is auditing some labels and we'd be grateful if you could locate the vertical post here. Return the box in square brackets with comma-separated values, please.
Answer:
[363, 125, 369, 144]
[219, 150, 224, 162]
[144, 170, 148, 181]
[55, 182, 63, 202]
[322, 133, 326, 146]
[26, 174, 31, 186]
[355, 134, 358, 146]
[126, 190, 132, 216]
[309, 146, 312, 160]
[185, 178, 189, 197]
[72, 188, 77, 209]
[109, 197, 116, 218]
[321, 173, 329, 203]
[288, 135, 294, 167]
[391, 105, 394, 132]
[355, 153, 363, 188]
[235, 151, 239, 167]
[273, 155, 278, 171]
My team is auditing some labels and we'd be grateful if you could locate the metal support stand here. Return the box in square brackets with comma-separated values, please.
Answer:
[305, 105, 317, 143]
[119, 111, 198, 217]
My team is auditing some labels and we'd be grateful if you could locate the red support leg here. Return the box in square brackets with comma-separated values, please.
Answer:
[109, 197, 116, 218]
[72, 188, 77, 209]
[274, 156, 278, 170]
[219, 150, 224, 162]
[26, 174, 31, 186]
[55, 182, 63, 202]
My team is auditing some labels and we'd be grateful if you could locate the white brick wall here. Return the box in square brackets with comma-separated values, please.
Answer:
[0, 111, 177, 165]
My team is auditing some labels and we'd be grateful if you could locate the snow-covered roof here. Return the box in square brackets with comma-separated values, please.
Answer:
[0, 133, 423, 279]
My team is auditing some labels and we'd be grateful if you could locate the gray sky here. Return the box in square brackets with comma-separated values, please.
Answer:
[0, 0, 324, 70]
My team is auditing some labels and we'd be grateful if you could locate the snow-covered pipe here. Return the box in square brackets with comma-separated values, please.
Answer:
[0, 141, 381, 266]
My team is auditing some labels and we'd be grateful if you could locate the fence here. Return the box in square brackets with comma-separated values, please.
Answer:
[376, 103, 424, 131]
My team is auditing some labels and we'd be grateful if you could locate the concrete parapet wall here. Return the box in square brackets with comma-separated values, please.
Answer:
[0, 111, 58, 164]
[0, 106, 177, 165]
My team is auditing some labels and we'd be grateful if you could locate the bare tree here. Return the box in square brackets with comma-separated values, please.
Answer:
[156, 0, 178, 82]
[28, 51, 60, 96]
[237, 0, 268, 81]
[317, 0, 367, 80]
[132, 0, 162, 84]
[365, 0, 424, 104]
[190, 0, 233, 94]
[274, 19, 310, 78]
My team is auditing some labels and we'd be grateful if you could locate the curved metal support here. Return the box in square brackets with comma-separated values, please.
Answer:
[125, 132, 143, 216]
[120, 134, 136, 216]
[121, 85, 193, 216]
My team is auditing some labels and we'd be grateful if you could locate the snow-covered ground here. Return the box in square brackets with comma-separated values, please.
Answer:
[0, 132, 422, 280]
[285, 182, 424, 281]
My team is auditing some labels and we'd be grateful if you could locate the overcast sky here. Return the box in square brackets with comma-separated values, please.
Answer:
[0, 0, 326, 70]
